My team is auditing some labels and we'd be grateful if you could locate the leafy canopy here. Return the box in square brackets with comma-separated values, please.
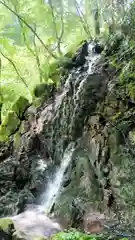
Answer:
[0, 0, 131, 122]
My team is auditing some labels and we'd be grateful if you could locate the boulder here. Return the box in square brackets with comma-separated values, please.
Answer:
[0, 218, 15, 239]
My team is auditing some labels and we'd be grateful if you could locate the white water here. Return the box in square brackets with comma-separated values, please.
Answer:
[87, 42, 101, 74]
[39, 142, 75, 214]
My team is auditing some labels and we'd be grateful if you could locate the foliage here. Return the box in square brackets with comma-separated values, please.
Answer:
[0, 0, 130, 125]
[103, 26, 135, 227]
[52, 230, 128, 240]
[33, 81, 56, 105]
[0, 0, 133, 140]
[0, 111, 20, 141]
[122, 0, 135, 38]
[12, 96, 30, 118]
[104, 31, 135, 103]
[52, 230, 101, 240]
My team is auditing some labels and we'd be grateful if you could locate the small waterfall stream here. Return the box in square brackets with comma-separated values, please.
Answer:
[6, 41, 104, 239]
[39, 143, 75, 214]
[11, 143, 75, 239]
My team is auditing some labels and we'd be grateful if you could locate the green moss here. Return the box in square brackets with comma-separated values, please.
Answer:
[105, 33, 135, 106]
[110, 112, 122, 121]
[127, 82, 135, 101]
[48, 61, 60, 83]
[0, 218, 14, 234]
[14, 131, 21, 150]
[19, 121, 26, 135]
[104, 33, 124, 56]
[0, 132, 8, 142]
[33, 81, 56, 99]
[12, 96, 30, 119]
[129, 129, 135, 144]
[0, 111, 20, 141]
[33, 98, 42, 108]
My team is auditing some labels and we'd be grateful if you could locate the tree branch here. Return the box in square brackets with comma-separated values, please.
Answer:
[0, 50, 29, 89]
[48, 0, 64, 55]
[58, 1, 64, 55]
[33, 24, 43, 83]
[0, 0, 57, 59]
[12, 3, 44, 83]
[74, 0, 92, 38]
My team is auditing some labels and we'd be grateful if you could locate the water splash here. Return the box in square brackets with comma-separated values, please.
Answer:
[11, 209, 62, 239]
[39, 142, 75, 214]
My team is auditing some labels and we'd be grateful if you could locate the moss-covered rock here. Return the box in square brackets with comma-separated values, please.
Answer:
[0, 111, 20, 141]
[33, 81, 56, 99]
[12, 96, 30, 119]
[0, 218, 15, 239]
[14, 131, 21, 150]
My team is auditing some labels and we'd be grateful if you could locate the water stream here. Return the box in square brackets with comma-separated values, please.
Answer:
[38, 143, 75, 214]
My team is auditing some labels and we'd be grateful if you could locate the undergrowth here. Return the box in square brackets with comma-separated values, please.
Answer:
[52, 230, 128, 240]
[104, 32, 135, 103]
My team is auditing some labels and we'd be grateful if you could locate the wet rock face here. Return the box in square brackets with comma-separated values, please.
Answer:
[0, 41, 108, 217]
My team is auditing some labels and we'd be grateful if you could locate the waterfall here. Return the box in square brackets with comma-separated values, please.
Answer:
[8, 41, 104, 239]
[38, 142, 75, 214]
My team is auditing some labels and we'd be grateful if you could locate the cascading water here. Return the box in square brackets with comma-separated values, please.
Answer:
[38, 143, 75, 214]
[4, 41, 104, 239]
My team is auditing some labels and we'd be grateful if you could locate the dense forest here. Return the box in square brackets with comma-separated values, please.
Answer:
[1, 0, 135, 240]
